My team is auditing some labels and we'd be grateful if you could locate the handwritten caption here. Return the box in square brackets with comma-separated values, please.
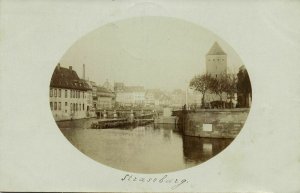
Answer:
[121, 174, 188, 190]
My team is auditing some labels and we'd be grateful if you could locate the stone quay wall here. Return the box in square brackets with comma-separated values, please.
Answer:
[174, 109, 250, 138]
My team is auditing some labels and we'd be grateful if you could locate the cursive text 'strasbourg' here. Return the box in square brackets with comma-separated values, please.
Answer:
[121, 174, 188, 190]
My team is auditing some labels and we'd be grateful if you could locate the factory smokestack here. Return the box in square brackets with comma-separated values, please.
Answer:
[82, 64, 85, 80]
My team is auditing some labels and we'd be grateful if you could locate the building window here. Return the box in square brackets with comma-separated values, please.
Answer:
[65, 102, 67, 106]
[73, 103, 75, 111]
[54, 102, 57, 110]
[83, 104, 85, 110]
[50, 102, 53, 110]
[70, 103, 73, 111]
[76, 103, 78, 111]
[54, 89, 57, 97]
[58, 89, 61, 97]
[50, 89, 53, 97]
[65, 90, 68, 98]
[58, 102, 61, 110]
[79, 104, 81, 111]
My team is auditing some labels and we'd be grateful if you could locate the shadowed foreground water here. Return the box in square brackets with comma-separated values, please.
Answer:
[58, 119, 233, 173]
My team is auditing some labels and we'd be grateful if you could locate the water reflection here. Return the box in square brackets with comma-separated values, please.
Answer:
[58, 119, 233, 173]
[182, 135, 232, 164]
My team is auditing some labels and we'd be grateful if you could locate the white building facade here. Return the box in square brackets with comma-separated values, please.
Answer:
[115, 86, 146, 106]
[49, 64, 91, 121]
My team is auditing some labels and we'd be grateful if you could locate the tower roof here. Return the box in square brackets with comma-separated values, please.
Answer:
[207, 42, 226, 55]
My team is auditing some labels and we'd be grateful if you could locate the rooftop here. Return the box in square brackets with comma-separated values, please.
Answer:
[50, 64, 91, 91]
[96, 86, 115, 97]
[207, 42, 226, 55]
[97, 86, 112, 93]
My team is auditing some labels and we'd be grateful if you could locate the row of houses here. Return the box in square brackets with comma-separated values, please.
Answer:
[50, 42, 249, 121]
[50, 63, 191, 121]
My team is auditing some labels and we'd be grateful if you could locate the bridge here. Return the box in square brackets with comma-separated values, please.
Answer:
[95, 109, 159, 119]
[91, 110, 157, 129]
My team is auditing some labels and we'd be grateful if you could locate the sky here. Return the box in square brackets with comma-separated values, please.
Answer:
[59, 16, 244, 91]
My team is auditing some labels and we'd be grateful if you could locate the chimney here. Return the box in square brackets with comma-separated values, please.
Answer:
[82, 64, 85, 80]
[69, 66, 72, 70]
[57, 63, 60, 70]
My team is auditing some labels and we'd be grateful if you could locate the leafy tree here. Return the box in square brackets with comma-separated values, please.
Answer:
[189, 73, 213, 108]
[210, 73, 228, 105]
[224, 74, 237, 108]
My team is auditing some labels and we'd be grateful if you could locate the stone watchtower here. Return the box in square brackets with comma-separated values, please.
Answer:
[206, 42, 227, 78]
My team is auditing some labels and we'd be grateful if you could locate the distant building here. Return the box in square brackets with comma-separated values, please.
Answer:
[145, 90, 156, 106]
[145, 89, 171, 107]
[85, 80, 97, 117]
[115, 83, 146, 106]
[103, 79, 114, 91]
[49, 63, 91, 121]
[206, 41, 227, 78]
[96, 86, 115, 109]
[114, 82, 125, 92]
[89, 81, 98, 108]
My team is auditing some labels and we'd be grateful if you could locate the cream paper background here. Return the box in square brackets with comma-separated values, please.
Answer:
[0, 0, 300, 192]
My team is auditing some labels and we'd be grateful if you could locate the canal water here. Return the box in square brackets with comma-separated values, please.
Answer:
[58, 118, 233, 173]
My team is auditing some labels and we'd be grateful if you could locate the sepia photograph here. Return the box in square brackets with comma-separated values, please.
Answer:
[1, 1, 300, 192]
[49, 17, 252, 173]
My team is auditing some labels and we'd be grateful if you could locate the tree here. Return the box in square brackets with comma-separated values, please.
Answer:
[237, 67, 252, 108]
[210, 73, 228, 106]
[189, 73, 213, 108]
[224, 74, 237, 108]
